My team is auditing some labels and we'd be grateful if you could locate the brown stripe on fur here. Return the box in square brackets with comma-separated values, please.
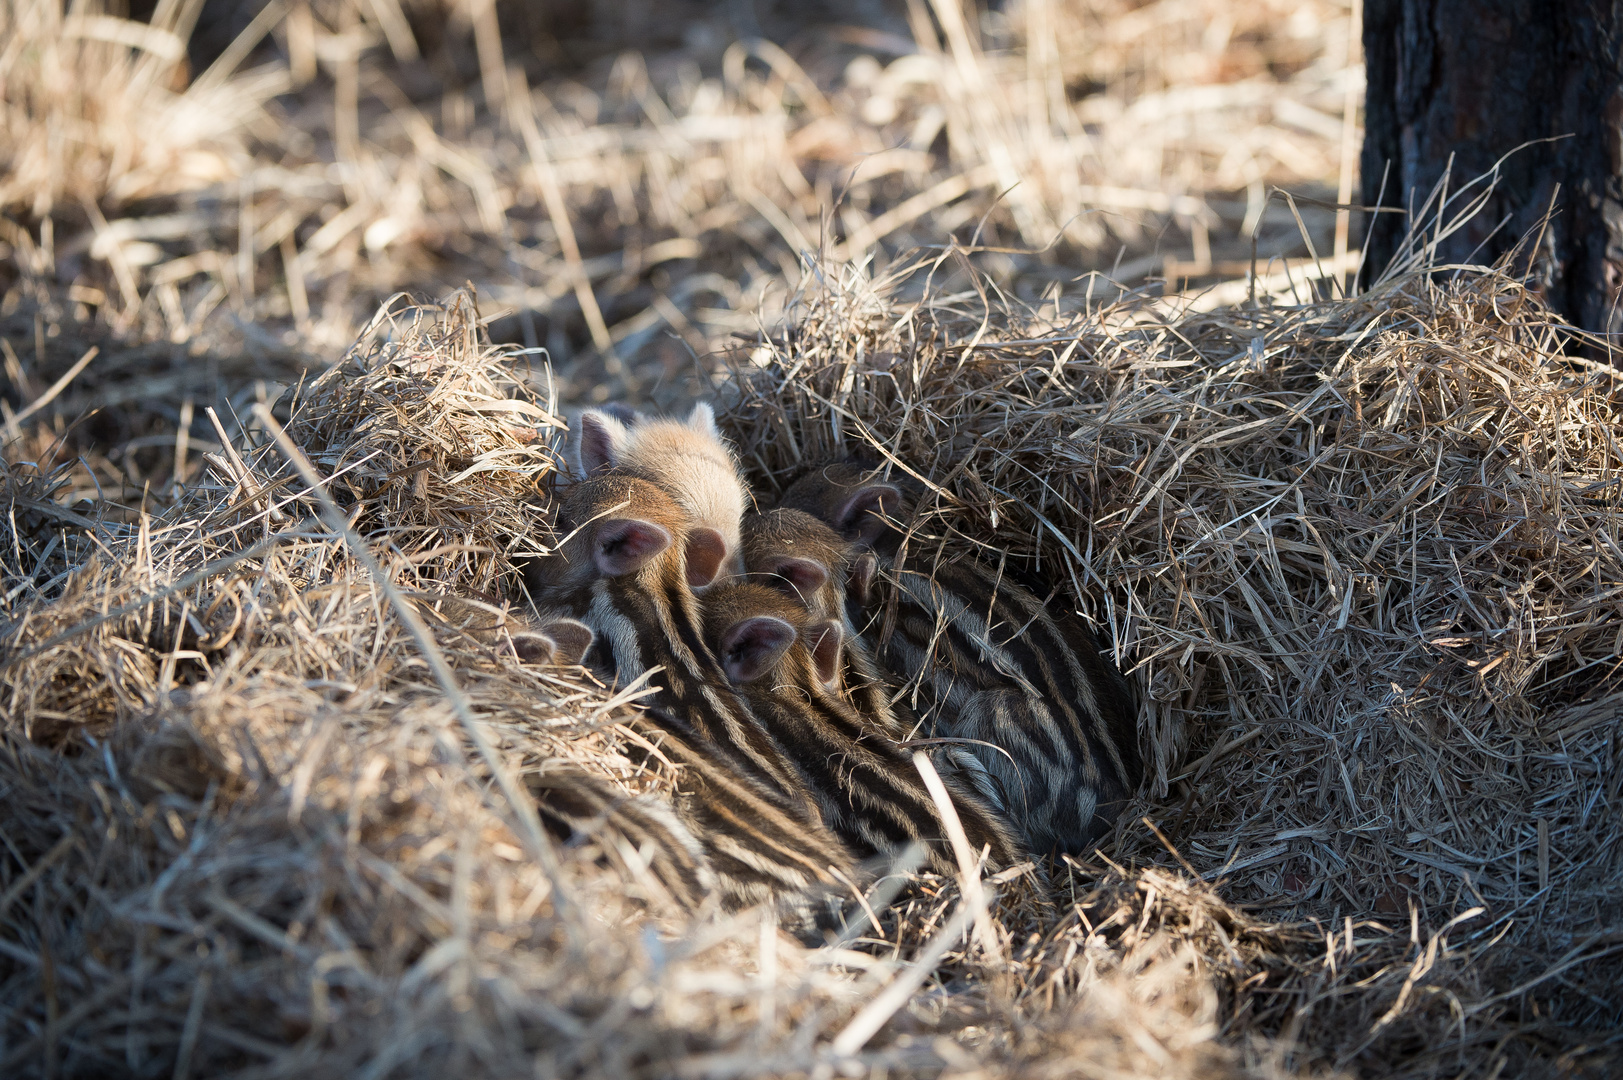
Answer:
[528, 473, 862, 906]
[527, 768, 714, 911]
[702, 582, 1029, 878]
[629, 710, 858, 908]
[778, 460, 1144, 855]
[741, 509, 911, 740]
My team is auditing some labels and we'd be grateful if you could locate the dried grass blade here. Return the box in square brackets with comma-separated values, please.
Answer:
[828, 899, 975, 1058]
[250, 404, 570, 914]
[912, 750, 1000, 961]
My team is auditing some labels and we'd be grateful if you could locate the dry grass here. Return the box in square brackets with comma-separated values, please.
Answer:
[723, 249, 1623, 1075]
[2, 259, 1620, 1077]
[4, 2, 1618, 1078]
[1, 0, 1360, 384]
[0, 0, 285, 220]
[0, 291, 1286, 1079]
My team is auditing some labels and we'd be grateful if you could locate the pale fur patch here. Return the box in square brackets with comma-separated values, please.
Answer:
[614, 407, 748, 580]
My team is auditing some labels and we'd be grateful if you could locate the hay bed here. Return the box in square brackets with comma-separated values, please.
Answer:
[2, 257, 1621, 1079]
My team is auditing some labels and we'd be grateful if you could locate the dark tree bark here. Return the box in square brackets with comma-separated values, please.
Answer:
[1361, 0, 1623, 341]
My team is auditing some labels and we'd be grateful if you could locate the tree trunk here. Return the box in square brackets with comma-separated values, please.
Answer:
[1361, 0, 1623, 341]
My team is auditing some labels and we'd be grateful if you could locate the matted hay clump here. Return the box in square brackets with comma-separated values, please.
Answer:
[2, 265, 1620, 1078]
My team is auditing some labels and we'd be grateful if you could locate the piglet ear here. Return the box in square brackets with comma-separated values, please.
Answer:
[848, 551, 877, 608]
[509, 632, 558, 664]
[594, 518, 671, 576]
[575, 409, 631, 478]
[719, 615, 796, 683]
[834, 484, 902, 545]
[768, 556, 827, 601]
[538, 617, 594, 664]
[805, 621, 843, 688]
[687, 401, 721, 440]
[685, 527, 728, 589]
[599, 402, 643, 427]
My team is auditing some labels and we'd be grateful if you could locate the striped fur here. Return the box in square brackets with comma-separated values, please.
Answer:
[412, 592, 593, 665]
[625, 708, 857, 912]
[739, 509, 999, 821]
[740, 509, 907, 740]
[530, 474, 810, 803]
[778, 460, 1143, 856]
[702, 581, 1028, 877]
[527, 767, 714, 910]
[526, 474, 861, 907]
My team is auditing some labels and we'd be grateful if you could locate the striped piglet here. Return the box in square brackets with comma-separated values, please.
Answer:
[778, 460, 1143, 856]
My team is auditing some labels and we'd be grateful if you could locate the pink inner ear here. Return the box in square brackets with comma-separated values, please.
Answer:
[576, 411, 626, 477]
[594, 518, 672, 576]
[719, 615, 795, 683]
[540, 618, 594, 664]
[806, 621, 843, 686]
[685, 527, 728, 588]
[771, 556, 827, 600]
[836, 484, 902, 544]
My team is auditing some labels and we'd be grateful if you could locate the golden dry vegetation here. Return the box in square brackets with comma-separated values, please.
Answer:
[1, 2, 1619, 1078]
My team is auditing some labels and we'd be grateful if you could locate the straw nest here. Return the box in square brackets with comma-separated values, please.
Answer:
[2, 255, 1620, 1078]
